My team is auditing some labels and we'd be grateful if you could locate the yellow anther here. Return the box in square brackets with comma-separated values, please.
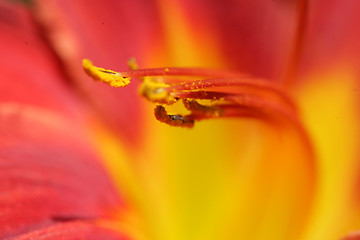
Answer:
[139, 77, 177, 104]
[82, 59, 130, 87]
[154, 105, 194, 128]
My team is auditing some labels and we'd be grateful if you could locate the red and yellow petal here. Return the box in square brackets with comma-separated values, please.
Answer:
[157, 0, 302, 79]
[296, 67, 360, 240]
[0, 2, 128, 238]
[0, 104, 123, 238]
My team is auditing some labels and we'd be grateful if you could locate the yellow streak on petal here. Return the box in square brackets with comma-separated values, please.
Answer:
[297, 68, 360, 240]
[136, 110, 314, 240]
[88, 122, 151, 240]
[82, 59, 130, 87]
[155, 0, 225, 67]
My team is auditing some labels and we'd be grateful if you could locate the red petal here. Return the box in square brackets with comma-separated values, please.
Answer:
[0, 106, 122, 238]
[342, 231, 360, 240]
[175, 0, 300, 79]
[0, 2, 82, 119]
[0, 2, 123, 238]
[12, 221, 128, 240]
[300, 0, 360, 75]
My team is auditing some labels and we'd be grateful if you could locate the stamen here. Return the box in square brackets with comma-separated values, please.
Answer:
[168, 78, 297, 112]
[154, 105, 194, 128]
[82, 59, 130, 87]
[81, 59, 301, 132]
[182, 99, 224, 117]
[138, 77, 177, 104]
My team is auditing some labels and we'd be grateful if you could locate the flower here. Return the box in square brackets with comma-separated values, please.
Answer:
[1, 0, 360, 239]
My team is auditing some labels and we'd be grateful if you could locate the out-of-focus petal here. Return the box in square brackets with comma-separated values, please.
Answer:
[0, 104, 122, 238]
[0, 1, 82, 118]
[161, 0, 300, 79]
[96, 106, 315, 240]
[296, 67, 360, 239]
[293, 1, 360, 238]
[124, 120, 314, 239]
[299, 0, 360, 77]
[0, 2, 125, 238]
[342, 231, 360, 240]
[11, 221, 127, 240]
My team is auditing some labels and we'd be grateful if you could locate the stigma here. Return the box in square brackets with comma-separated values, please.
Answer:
[82, 59, 299, 129]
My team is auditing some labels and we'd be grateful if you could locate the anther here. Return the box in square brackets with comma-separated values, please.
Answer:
[82, 59, 131, 87]
[182, 99, 224, 117]
[154, 105, 194, 128]
[139, 77, 177, 104]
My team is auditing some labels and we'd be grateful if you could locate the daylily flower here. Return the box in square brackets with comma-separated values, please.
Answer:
[1, 0, 360, 240]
